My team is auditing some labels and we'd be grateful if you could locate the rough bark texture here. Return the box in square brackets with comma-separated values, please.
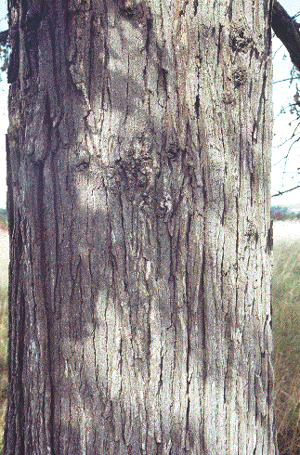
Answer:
[5, 0, 277, 454]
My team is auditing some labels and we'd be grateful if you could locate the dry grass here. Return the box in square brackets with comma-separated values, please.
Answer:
[273, 238, 300, 454]
[0, 230, 8, 454]
[0, 230, 298, 453]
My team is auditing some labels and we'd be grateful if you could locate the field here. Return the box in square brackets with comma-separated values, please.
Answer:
[273, 237, 300, 454]
[0, 230, 8, 454]
[0, 227, 299, 452]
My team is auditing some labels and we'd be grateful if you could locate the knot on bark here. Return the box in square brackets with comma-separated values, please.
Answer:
[230, 27, 253, 53]
[233, 67, 247, 88]
[118, 0, 144, 20]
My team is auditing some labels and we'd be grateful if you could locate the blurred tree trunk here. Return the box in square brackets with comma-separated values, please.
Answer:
[4, 0, 277, 453]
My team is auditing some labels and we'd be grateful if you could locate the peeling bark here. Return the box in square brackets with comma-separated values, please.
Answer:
[5, 0, 277, 454]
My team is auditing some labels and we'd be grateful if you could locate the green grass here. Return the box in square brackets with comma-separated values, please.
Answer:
[273, 239, 300, 455]
[0, 231, 299, 453]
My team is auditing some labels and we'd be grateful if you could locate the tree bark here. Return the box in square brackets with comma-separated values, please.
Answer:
[4, 0, 277, 454]
[2, 2, 300, 67]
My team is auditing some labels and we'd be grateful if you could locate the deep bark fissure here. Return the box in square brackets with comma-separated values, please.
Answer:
[37, 156, 56, 455]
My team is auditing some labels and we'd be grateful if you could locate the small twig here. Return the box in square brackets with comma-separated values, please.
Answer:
[272, 183, 300, 197]
[273, 77, 299, 84]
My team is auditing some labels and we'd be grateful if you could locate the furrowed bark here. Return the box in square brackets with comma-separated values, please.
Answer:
[4, 0, 277, 454]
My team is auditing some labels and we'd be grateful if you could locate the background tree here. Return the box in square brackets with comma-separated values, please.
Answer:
[0, 30, 9, 75]
[4, 0, 277, 454]
[272, 1, 300, 71]
[271, 2, 300, 199]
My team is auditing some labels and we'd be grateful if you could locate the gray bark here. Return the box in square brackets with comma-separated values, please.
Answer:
[5, 0, 277, 454]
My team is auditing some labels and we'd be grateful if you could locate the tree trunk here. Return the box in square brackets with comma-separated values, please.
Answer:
[5, 0, 277, 454]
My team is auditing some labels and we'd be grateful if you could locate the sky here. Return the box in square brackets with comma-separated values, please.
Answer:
[0, 1, 299, 209]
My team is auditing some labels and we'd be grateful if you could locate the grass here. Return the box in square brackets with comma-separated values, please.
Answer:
[273, 238, 300, 455]
[0, 230, 299, 453]
[0, 230, 8, 454]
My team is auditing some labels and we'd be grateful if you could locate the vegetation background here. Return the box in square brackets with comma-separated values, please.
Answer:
[0, 221, 8, 455]
[273, 233, 300, 454]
